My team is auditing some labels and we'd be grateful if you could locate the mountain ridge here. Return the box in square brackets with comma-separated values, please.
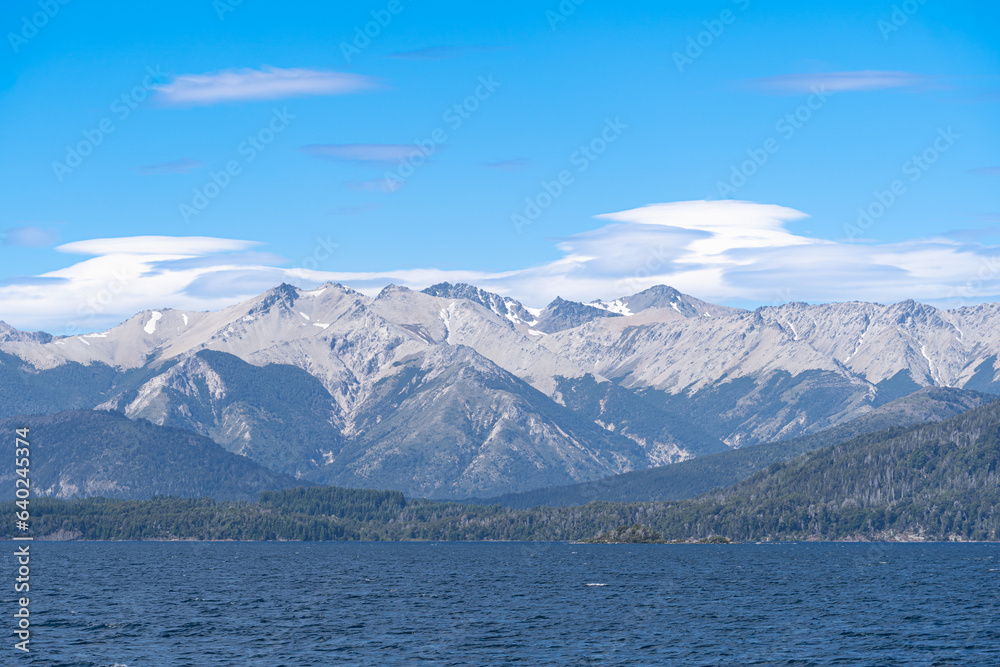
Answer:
[3, 281, 1000, 498]
[0, 410, 303, 501]
[476, 386, 996, 507]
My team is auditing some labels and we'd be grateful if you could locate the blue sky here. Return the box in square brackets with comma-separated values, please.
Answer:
[1, 0, 998, 332]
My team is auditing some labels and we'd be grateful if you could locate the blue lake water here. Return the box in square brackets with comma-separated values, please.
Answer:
[4, 542, 999, 666]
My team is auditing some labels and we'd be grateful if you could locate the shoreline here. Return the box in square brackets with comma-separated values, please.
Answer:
[4, 537, 999, 544]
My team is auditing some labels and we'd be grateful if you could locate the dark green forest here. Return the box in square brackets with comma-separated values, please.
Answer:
[480, 387, 995, 508]
[4, 398, 999, 543]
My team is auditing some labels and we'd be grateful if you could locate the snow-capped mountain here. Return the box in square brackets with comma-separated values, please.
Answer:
[422, 282, 538, 328]
[587, 284, 739, 319]
[421, 282, 623, 333]
[2, 282, 999, 497]
[531, 297, 623, 333]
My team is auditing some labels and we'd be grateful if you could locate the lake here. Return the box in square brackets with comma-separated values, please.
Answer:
[5, 542, 999, 665]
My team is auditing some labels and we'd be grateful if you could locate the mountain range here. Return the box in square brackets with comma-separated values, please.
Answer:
[478, 386, 996, 508]
[3, 281, 1000, 498]
[15, 398, 1000, 542]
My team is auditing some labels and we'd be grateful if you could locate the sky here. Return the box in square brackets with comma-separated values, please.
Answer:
[1, 0, 998, 333]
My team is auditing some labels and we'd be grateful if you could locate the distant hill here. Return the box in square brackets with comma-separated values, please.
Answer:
[10, 398, 1000, 541]
[645, 396, 1000, 541]
[0, 410, 303, 501]
[479, 387, 996, 508]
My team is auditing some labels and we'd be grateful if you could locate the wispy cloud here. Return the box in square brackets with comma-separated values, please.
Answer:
[57, 236, 259, 256]
[146, 251, 287, 272]
[969, 166, 1000, 176]
[135, 158, 204, 175]
[0, 276, 67, 287]
[945, 226, 1000, 242]
[9, 202, 1000, 333]
[153, 67, 377, 106]
[2, 225, 60, 248]
[387, 45, 505, 60]
[301, 143, 416, 164]
[481, 158, 531, 171]
[0, 237, 265, 332]
[745, 70, 935, 94]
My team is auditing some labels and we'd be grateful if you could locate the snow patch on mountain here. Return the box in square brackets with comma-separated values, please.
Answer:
[587, 298, 634, 316]
[5, 281, 1000, 494]
[143, 311, 162, 334]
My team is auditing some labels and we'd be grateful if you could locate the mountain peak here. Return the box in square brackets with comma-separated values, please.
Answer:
[423, 282, 489, 302]
[248, 283, 300, 314]
[0, 320, 54, 344]
[421, 282, 535, 328]
[312, 281, 361, 295]
[585, 284, 739, 319]
[887, 299, 939, 322]
[635, 284, 682, 297]
[534, 297, 622, 333]
[376, 284, 413, 299]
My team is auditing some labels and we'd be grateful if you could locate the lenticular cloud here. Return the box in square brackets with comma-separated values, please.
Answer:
[153, 67, 376, 106]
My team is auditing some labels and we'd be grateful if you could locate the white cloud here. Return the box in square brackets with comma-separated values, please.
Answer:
[495, 201, 1000, 307]
[301, 144, 417, 164]
[57, 236, 259, 256]
[153, 67, 376, 106]
[746, 70, 934, 94]
[4, 202, 1000, 334]
[0, 237, 265, 333]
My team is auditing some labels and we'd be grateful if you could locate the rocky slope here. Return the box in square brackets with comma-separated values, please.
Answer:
[479, 387, 996, 507]
[2, 282, 1000, 498]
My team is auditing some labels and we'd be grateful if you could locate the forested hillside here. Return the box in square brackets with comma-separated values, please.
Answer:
[6, 400, 999, 542]
[482, 388, 995, 508]
[0, 410, 302, 501]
